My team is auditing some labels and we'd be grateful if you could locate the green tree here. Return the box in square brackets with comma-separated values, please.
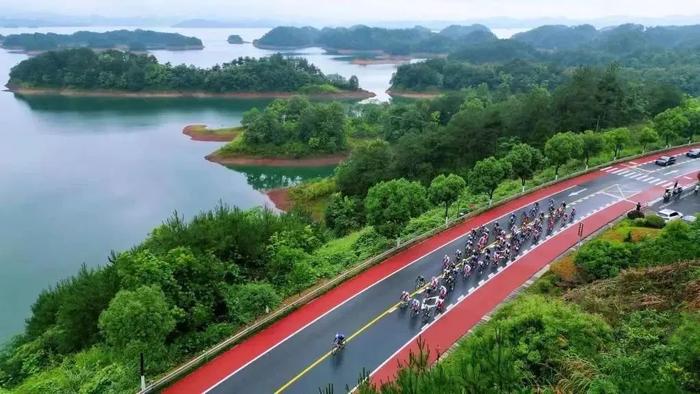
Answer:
[98, 285, 176, 362]
[574, 239, 636, 280]
[581, 130, 605, 169]
[654, 107, 690, 147]
[505, 143, 543, 192]
[544, 131, 583, 179]
[428, 174, 466, 223]
[324, 193, 365, 235]
[335, 140, 392, 196]
[638, 127, 659, 153]
[604, 127, 632, 160]
[469, 157, 512, 206]
[365, 179, 429, 238]
[224, 282, 281, 325]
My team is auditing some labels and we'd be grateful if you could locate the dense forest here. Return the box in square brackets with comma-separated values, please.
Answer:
[253, 24, 496, 55]
[356, 218, 700, 393]
[0, 29, 203, 51]
[1, 84, 698, 392]
[217, 96, 349, 157]
[7, 49, 361, 93]
[2, 23, 700, 392]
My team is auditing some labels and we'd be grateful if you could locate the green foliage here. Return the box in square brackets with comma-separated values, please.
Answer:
[655, 106, 691, 145]
[224, 282, 281, 326]
[335, 140, 392, 196]
[544, 131, 584, 177]
[581, 130, 605, 166]
[365, 179, 429, 238]
[469, 156, 512, 201]
[1, 29, 202, 51]
[324, 194, 365, 235]
[575, 240, 636, 280]
[638, 126, 659, 152]
[641, 214, 667, 229]
[428, 174, 466, 217]
[505, 143, 543, 187]
[638, 220, 700, 265]
[99, 286, 176, 363]
[10, 50, 354, 93]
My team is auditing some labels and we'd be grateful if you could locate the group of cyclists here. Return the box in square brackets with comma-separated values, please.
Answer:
[397, 199, 577, 324]
[336, 198, 578, 350]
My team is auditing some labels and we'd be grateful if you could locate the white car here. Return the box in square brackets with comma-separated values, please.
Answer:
[682, 215, 697, 223]
[657, 209, 683, 222]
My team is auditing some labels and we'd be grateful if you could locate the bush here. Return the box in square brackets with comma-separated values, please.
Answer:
[352, 227, 390, 259]
[627, 209, 645, 220]
[642, 214, 666, 228]
[574, 240, 637, 280]
[224, 282, 281, 326]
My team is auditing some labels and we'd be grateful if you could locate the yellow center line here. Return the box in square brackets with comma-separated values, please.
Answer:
[273, 222, 552, 393]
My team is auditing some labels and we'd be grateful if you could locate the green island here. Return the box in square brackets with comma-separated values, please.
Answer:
[3, 23, 700, 393]
[207, 96, 355, 165]
[253, 24, 496, 55]
[354, 218, 700, 393]
[390, 24, 700, 96]
[6, 49, 372, 99]
[227, 34, 245, 44]
[0, 29, 204, 52]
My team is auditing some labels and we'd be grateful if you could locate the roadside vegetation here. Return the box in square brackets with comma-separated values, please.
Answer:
[354, 217, 700, 393]
[3, 24, 700, 392]
[8, 50, 361, 94]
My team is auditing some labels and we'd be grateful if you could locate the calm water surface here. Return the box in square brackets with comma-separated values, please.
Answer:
[0, 27, 396, 341]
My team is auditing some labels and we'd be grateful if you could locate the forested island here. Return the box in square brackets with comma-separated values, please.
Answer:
[227, 34, 245, 44]
[0, 29, 204, 52]
[6, 49, 371, 99]
[390, 23, 700, 96]
[253, 24, 496, 55]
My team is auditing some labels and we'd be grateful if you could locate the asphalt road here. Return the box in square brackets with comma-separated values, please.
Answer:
[196, 151, 700, 394]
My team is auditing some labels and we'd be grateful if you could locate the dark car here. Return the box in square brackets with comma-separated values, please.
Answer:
[655, 156, 676, 166]
[687, 148, 700, 158]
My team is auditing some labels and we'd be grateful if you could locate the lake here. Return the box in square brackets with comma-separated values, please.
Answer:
[0, 26, 398, 342]
[0, 25, 522, 342]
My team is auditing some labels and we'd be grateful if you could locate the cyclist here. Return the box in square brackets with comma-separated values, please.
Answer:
[439, 285, 448, 298]
[333, 332, 346, 348]
[400, 290, 411, 306]
[410, 298, 421, 314]
[415, 275, 426, 288]
[436, 297, 446, 313]
[570, 208, 576, 222]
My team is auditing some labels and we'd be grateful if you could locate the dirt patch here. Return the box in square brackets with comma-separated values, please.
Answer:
[183, 124, 241, 142]
[386, 89, 442, 99]
[266, 187, 292, 212]
[7, 86, 376, 100]
[206, 152, 347, 167]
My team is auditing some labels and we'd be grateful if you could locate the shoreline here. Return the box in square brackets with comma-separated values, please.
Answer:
[265, 187, 292, 212]
[182, 124, 241, 142]
[6, 86, 376, 100]
[205, 152, 347, 167]
[386, 89, 443, 99]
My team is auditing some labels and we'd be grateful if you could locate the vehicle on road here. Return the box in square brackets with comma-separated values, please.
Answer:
[657, 209, 683, 222]
[655, 156, 677, 166]
[682, 215, 697, 223]
[686, 148, 700, 158]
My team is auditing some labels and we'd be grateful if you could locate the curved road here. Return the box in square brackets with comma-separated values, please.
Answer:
[166, 146, 700, 394]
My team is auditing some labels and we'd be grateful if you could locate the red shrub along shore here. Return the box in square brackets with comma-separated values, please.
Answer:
[266, 188, 293, 211]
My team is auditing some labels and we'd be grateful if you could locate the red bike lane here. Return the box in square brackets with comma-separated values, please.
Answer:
[165, 146, 697, 394]
[369, 168, 699, 386]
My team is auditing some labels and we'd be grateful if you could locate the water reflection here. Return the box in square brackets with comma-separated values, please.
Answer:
[227, 164, 336, 190]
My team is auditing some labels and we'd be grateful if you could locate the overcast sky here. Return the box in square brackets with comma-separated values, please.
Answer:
[3, 0, 700, 23]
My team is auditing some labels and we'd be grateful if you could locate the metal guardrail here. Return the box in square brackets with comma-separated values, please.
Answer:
[138, 141, 698, 393]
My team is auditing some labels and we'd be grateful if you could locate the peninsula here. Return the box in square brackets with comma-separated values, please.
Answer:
[7, 49, 373, 99]
[0, 29, 204, 52]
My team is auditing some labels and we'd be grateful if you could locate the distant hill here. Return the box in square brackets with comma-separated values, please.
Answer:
[227, 35, 245, 44]
[0, 29, 203, 52]
[511, 24, 598, 50]
[254, 24, 496, 55]
[438, 24, 491, 39]
[512, 23, 700, 52]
